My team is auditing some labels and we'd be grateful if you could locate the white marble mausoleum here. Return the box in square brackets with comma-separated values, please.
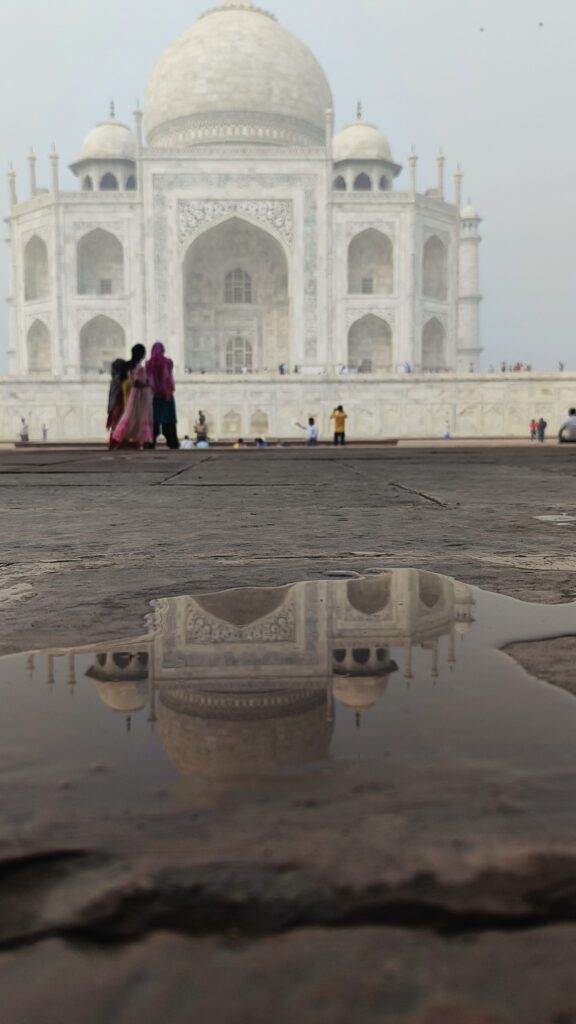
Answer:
[4, 0, 566, 440]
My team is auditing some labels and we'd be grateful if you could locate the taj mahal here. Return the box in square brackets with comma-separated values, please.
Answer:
[3, 0, 571, 440]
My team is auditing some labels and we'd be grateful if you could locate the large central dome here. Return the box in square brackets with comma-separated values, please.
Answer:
[144, 0, 333, 149]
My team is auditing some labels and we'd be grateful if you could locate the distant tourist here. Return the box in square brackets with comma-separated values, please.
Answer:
[232, 438, 245, 449]
[19, 417, 29, 443]
[254, 437, 268, 448]
[297, 417, 319, 447]
[107, 345, 143, 447]
[559, 361, 566, 372]
[41, 424, 48, 443]
[559, 408, 576, 443]
[180, 435, 195, 450]
[146, 342, 180, 449]
[537, 417, 548, 443]
[194, 410, 208, 443]
[529, 418, 538, 441]
[331, 405, 347, 446]
[111, 345, 153, 450]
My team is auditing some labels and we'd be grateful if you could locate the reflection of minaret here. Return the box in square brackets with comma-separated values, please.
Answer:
[67, 653, 76, 695]
[47, 655, 55, 692]
[26, 654, 35, 678]
[404, 642, 413, 681]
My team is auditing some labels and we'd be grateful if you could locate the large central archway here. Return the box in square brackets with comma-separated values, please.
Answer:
[182, 218, 290, 374]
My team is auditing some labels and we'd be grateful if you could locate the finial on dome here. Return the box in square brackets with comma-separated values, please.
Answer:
[110, 99, 116, 119]
[357, 99, 363, 121]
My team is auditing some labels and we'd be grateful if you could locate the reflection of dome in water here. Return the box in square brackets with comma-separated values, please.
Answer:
[333, 646, 397, 678]
[86, 651, 149, 682]
[333, 676, 389, 710]
[346, 576, 391, 615]
[94, 681, 147, 714]
[157, 686, 332, 777]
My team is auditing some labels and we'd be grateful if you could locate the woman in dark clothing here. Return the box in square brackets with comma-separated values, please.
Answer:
[146, 342, 180, 449]
[107, 344, 146, 449]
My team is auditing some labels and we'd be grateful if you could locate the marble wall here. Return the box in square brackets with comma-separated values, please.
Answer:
[1, 374, 574, 442]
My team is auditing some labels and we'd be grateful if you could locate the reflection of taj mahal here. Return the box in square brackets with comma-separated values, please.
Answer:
[37, 571, 475, 781]
[3, 0, 487, 442]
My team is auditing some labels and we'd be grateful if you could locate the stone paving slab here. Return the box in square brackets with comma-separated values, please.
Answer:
[2, 927, 576, 1024]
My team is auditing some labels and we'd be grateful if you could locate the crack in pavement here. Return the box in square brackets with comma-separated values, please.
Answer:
[388, 481, 455, 508]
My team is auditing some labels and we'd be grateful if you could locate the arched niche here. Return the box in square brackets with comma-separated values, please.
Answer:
[183, 217, 289, 374]
[24, 235, 49, 302]
[222, 410, 242, 436]
[125, 175, 137, 191]
[354, 173, 372, 191]
[422, 235, 448, 300]
[250, 410, 269, 436]
[79, 315, 125, 374]
[347, 576, 391, 615]
[82, 175, 94, 191]
[348, 229, 393, 295]
[348, 315, 393, 373]
[379, 176, 390, 191]
[77, 229, 124, 296]
[422, 317, 446, 371]
[100, 173, 119, 191]
[333, 176, 347, 191]
[27, 319, 51, 374]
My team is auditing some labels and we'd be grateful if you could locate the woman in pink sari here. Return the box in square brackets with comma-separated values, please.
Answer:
[111, 345, 153, 449]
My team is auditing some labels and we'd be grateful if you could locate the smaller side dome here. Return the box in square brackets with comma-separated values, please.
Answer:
[333, 121, 393, 163]
[461, 204, 481, 221]
[74, 118, 137, 164]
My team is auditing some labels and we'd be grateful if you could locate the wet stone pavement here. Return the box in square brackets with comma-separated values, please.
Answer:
[1, 447, 576, 1022]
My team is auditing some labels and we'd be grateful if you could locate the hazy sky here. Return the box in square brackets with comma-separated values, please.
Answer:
[1, 0, 574, 371]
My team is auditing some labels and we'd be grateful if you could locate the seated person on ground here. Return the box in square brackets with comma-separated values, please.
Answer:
[559, 408, 576, 443]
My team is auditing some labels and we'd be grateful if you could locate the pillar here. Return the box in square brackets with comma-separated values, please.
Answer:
[458, 207, 483, 371]
[28, 149, 37, 198]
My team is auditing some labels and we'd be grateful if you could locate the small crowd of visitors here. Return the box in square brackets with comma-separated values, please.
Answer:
[529, 417, 548, 443]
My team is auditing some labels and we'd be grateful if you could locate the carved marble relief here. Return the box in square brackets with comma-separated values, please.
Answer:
[178, 199, 294, 247]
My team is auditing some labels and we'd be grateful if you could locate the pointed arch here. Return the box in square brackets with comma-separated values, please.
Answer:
[27, 319, 51, 374]
[348, 229, 393, 295]
[79, 315, 125, 374]
[125, 175, 137, 191]
[348, 315, 393, 373]
[250, 410, 269, 436]
[100, 172, 119, 191]
[223, 410, 242, 436]
[77, 228, 124, 295]
[82, 175, 94, 191]
[354, 173, 372, 191]
[183, 217, 289, 374]
[24, 235, 49, 301]
[422, 317, 446, 371]
[423, 234, 448, 300]
[334, 176, 347, 191]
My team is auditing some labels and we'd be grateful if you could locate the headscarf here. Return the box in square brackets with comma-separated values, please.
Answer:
[146, 342, 175, 400]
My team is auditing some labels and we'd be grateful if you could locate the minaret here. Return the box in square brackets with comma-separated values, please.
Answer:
[7, 165, 17, 207]
[458, 202, 483, 371]
[28, 149, 37, 197]
[408, 146, 418, 196]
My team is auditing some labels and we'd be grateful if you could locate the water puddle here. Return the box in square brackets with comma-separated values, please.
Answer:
[1, 570, 576, 817]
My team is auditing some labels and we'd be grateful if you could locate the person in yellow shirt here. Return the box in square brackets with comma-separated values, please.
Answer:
[331, 405, 347, 446]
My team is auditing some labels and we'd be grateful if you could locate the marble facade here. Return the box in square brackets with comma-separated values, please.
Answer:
[2, 0, 496, 440]
[1, 373, 574, 441]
